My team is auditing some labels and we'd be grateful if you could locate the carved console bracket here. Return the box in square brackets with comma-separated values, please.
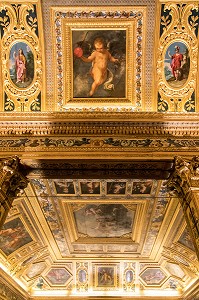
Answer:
[167, 156, 199, 259]
[0, 156, 28, 229]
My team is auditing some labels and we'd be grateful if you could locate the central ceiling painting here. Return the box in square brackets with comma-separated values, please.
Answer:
[74, 203, 134, 238]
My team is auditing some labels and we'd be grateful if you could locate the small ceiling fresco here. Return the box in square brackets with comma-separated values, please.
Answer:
[140, 268, 167, 286]
[132, 180, 153, 194]
[0, 217, 32, 256]
[45, 268, 72, 285]
[163, 278, 183, 291]
[54, 180, 76, 195]
[80, 181, 101, 195]
[165, 262, 185, 279]
[26, 262, 47, 279]
[106, 182, 126, 194]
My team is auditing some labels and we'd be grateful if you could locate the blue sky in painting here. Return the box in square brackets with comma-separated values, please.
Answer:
[164, 41, 188, 80]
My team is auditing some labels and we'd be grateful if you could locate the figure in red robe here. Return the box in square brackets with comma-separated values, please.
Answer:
[13, 49, 27, 83]
[168, 46, 183, 81]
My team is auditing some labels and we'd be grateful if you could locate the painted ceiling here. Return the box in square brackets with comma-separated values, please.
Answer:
[0, 177, 199, 298]
[0, 0, 199, 299]
[0, 0, 199, 112]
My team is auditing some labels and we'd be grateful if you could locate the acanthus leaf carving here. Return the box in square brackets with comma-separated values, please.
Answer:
[0, 156, 28, 229]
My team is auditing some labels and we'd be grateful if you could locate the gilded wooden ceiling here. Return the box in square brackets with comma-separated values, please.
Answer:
[0, 164, 199, 298]
[0, 0, 199, 112]
[0, 0, 199, 299]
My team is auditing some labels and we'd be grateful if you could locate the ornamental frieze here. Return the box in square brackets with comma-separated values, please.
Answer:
[0, 136, 199, 151]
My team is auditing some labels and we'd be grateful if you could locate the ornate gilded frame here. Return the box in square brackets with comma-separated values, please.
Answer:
[154, 1, 199, 112]
[61, 200, 145, 246]
[52, 6, 146, 111]
[92, 263, 119, 290]
[0, 1, 45, 112]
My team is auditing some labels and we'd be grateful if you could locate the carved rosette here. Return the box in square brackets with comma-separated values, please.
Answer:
[167, 156, 199, 259]
[0, 156, 28, 228]
[0, 3, 42, 111]
[157, 3, 198, 112]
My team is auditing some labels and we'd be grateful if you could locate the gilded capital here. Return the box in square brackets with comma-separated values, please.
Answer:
[0, 156, 28, 229]
[167, 156, 199, 260]
[167, 156, 198, 196]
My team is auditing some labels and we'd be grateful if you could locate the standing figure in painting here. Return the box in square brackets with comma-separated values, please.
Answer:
[74, 37, 119, 96]
[168, 46, 183, 81]
[13, 49, 27, 83]
[99, 268, 114, 285]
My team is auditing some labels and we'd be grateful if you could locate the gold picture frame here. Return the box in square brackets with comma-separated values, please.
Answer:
[93, 263, 119, 290]
[52, 6, 146, 110]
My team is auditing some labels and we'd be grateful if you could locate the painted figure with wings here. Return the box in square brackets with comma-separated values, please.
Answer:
[73, 30, 125, 98]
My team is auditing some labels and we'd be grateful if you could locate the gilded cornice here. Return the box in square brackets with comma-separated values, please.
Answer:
[0, 112, 199, 136]
[1, 111, 199, 121]
[0, 112, 199, 160]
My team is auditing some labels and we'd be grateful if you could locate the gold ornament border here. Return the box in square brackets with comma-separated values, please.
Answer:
[51, 6, 146, 111]
[154, 2, 199, 112]
[0, 1, 45, 112]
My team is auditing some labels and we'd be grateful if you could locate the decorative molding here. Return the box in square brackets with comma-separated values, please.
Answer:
[0, 112, 199, 136]
[1, 121, 199, 136]
[0, 113, 199, 158]
[23, 160, 173, 179]
[0, 136, 199, 155]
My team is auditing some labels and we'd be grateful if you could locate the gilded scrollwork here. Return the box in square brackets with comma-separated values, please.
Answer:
[157, 3, 198, 112]
[0, 3, 43, 112]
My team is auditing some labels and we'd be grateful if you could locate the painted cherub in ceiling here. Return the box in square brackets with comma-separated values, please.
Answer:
[73, 30, 126, 98]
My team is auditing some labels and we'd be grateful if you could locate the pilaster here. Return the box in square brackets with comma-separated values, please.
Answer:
[0, 156, 28, 229]
[167, 156, 199, 260]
